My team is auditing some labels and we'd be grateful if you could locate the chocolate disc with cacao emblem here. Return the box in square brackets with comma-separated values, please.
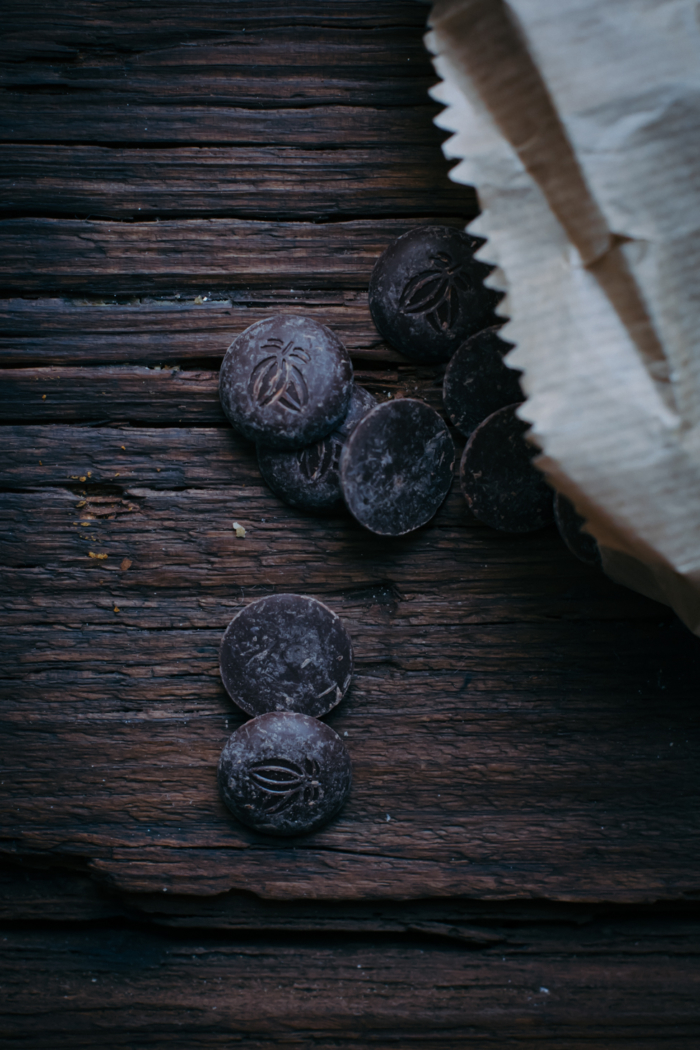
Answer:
[339, 399, 455, 536]
[257, 384, 377, 512]
[368, 225, 500, 363]
[443, 326, 523, 438]
[220, 594, 353, 719]
[460, 403, 554, 532]
[554, 492, 602, 567]
[218, 712, 352, 836]
[219, 315, 353, 450]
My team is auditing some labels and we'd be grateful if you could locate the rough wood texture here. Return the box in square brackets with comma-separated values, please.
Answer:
[0, 295, 405, 366]
[1, 425, 699, 900]
[1, 864, 699, 1046]
[2, 0, 699, 1042]
[0, 2, 445, 146]
[0, 216, 471, 295]
[0, 29, 434, 108]
[0, 0, 430, 31]
[0, 146, 474, 220]
[0, 365, 443, 422]
[0, 102, 446, 147]
[2, 916, 700, 1049]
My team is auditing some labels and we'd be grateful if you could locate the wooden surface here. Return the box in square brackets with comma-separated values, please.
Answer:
[2, 1, 700, 1044]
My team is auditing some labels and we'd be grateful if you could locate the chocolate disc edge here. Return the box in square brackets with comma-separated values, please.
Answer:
[219, 593, 354, 718]
[459, 401, 554, 534]
[218, 314, 354, 450]
[339, 398, 455, 537]
[256, 384, 377, 512]
[217, 711, 353, 837]
[368, 225, 497, 364]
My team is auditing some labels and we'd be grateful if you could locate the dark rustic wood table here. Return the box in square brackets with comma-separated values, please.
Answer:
[2, 2, 700, 1046]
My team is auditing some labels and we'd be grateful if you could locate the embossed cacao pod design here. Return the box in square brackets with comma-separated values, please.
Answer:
[249, 339, 311, 413]
[297, 437, 339, 482]
[399, 251, 471, 334]
[248, 757, 321, 813]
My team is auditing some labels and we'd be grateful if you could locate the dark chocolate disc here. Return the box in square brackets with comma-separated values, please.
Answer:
[368, 225, 500, 363]
[339, 398, 455, 536]
[554, 492, 602, 567]
[218, 712, 352, 836]
[219, 314, 353, 450]
[460, 403, 553, 532]
[257, 384, 377, 512]
[443, 326, 523, 438]
[220, 594, 353, 719]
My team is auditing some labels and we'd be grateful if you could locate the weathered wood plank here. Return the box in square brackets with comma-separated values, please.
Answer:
[1, 33, 433, 101]
[0, 28, 430, 73]
[0, 146, 472, 220]
[0, 365, 444, 423]
[2, 68, 434, 111]
[0, 860, 646, 933]
[1, 0, 430, 39]
[0, 295, 405, 366]
[0, 102, 447, 147]
[1, 921, 699, 1048]
[0, 425, 669, 625]
[1, 427, 697, 901]
[0, 216, 471, 294]
[0, 14, 434, 84]
[0, 473, 640, 618]
[0, 22, 439, 164]
[0, 366, 227, 424]
[0, 4, 443, 149]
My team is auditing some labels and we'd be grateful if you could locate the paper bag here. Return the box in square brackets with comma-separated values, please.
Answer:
[424, 0, 700, 635]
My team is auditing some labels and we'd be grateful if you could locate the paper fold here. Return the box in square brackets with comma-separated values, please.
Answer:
[426, 0, 700, 635]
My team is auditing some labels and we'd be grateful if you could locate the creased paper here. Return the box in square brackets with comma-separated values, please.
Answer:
[425, 0, 700, 634]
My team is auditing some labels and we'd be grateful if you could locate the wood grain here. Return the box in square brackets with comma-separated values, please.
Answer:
[2, 863, 699, 1045]
[0, 365, 444, 423]
[0, 295, 405, 366]
[0, 859, 668, 932]
[0, 102, 447, 147]
[0, 216, 472, 294]
[3, 608, 698, 902]
[1, 0, 430, 38]
[0, 4, 441, 147]
[0, 425, 654, 614]
[2, 0, 698, 1038]
[1, 36, 434, 107]
[1, 425, 698, 901]
[1, 918, 699, 1048]
[0, 145, 473, 220]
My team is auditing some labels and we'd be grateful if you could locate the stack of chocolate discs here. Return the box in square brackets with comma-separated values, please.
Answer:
[368, 224, 500, 363]
[219, 311, 456, 536]
[257, 382, 376, 513]
[219, 313, 359, 513]
[217, 594, 354, 836]
[368, 226, 599, 558]
[340, 399, 454, 537]
[446, 340, 600, 555]
[218, 235, 597, 553]
[219, 314, 354, 451]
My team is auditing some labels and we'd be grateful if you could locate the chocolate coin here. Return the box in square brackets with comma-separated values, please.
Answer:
[460, 403, 553, 532]
[218, 712, 352, 836]
[219, 314, 353, 450]
[220, 594, 353, 719]
[257, 384, 376, 512]
[443, 325, 523, 438]
[340, 398, 455, 536]
[368, 225, 500, 363]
